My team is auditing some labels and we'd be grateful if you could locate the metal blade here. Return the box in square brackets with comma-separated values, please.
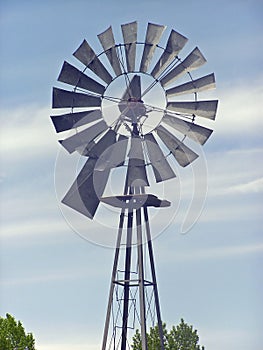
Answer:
[97, 26, 122, 76]
[61, 129, 117, 218]
[57, 61, 105, 94]
[160, 47, 207, 87]
[62, 157, 110, 219]
[166, 100, 218, 120]
[95, 134, 128, 171]
[144, 133, 176, 183]
[60, 120, 108, 153]
[151, 29, 188, 78]
[162, 114, 213, 145]
[50, 110, 103, 133]
[121, 21, 137, 72]
[118, 75, 142, 116]
[166, 73, 215, 97]
[52, 87, 101, 109]
[156, 125, 199, 167]
[140, 23, 166, 73]
[124, 74, 141, 100]
[127, 136, 149, 187]
[82, 129, 116, 157]
[73, 39, 112, 84]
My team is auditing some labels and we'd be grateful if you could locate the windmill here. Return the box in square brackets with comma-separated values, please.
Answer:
[51, 21, 218, 350]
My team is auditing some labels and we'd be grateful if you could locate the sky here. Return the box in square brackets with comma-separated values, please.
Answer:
[0, 0, 262, 349]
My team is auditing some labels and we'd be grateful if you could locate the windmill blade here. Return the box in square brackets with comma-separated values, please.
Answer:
[166, 73, 215, 97]
[95, 134, 128, 171]
[156, 125, 199, 167]
[97, 26, 122, 76]
[140, 23, 166, 73]
[119, 75, 142, 113]
[50, 110, 103, 133]
[162, 114, 213, 145]
[127, 136, 149, 187]
[52, 87, 101, 109]
[128, 136, 145, 160]
[160, 47, 207, 87]
[62, 130, 117, 218]
[62, 157, 110, 219]
[73, 39, 112, 84]
[60, 119, 108, 153]
[122, 74, 141, 100]
[144, 133, 176, 183]
[167, 100, 218, 120]
[151, 29, 188, 78]
[82, 129, 116, 157]
[121, 21, 137, 72]
[57, 61, 105, 94]
[118, 75, 141, 118]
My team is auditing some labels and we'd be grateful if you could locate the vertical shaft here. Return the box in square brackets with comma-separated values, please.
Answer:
[143, 206, 165, 350]
[121, 211, 133, 350]
[136, 207, 148, 350]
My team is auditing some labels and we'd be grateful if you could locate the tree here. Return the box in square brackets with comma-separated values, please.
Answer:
[131, 319, 205, 350]
[0, 313, 36, 350]
[167, 319, 205, 350]
[132, 324, 170, 350]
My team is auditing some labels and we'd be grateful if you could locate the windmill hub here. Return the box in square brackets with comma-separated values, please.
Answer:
[101, 72, 166, 136]
[123, 98, 146, 123]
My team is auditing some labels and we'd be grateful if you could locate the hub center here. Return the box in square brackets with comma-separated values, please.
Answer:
[102, 73, 166, 136]
[119, 98, 147, 124]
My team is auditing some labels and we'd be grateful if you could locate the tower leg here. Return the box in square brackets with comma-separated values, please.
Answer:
[120, 211, 133, 350]
[136, 207, 148, 350]
[102, 211, 125, 350]
[144, 206, 165, 350]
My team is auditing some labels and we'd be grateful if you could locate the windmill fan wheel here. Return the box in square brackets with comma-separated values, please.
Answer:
[51, 21, 218, 219]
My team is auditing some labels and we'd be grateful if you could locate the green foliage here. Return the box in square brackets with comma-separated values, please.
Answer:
[132, 329, 142, 350]
[132, 324, 170, 350]
[168, 319, 205, 350]
[0, 313, 36, 350]
[147, 323, 169, 350]
[132, 319, 205, 350]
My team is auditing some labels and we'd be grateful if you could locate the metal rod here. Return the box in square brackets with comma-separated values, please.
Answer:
[102, 173, 130, 350]
[136, 206, 148, 350]
[101, 210, 125, 350]
[121, 210, 133, 350]
[143, 206, 165, 350]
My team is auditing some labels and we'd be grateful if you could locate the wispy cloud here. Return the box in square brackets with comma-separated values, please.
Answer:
[159, 243, 263, 264]
[1, 105, 56, 156]
[207, 147, 263, 196]
[1, 271, 78, 287]
[1, 218, 65, 238]
[226, 177, 263, 194]
[1, 254, 108, 287]
[214, 78, 263, 136]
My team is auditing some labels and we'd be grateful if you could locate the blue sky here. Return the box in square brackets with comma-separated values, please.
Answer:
[0, 0, 262, 349]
